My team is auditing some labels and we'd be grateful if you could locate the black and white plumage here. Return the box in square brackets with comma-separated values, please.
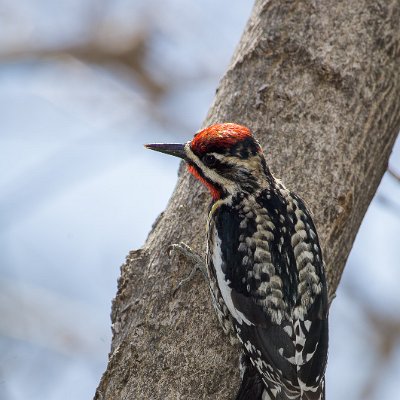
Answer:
[207, 180, 328, 400]
[145, 123, 328, 400]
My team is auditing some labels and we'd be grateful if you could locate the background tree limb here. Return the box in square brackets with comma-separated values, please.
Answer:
[95, 0, 400, 399]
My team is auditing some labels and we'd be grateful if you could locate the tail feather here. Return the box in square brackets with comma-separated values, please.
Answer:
[235, 354, 325, 400]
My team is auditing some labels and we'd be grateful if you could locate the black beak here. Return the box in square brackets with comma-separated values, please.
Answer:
[144, 143, 187, 160]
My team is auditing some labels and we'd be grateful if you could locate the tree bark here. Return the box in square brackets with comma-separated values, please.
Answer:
[95, 1, 400, 399]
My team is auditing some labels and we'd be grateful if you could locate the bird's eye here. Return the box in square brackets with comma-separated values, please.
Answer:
[203, 154, 217, 167]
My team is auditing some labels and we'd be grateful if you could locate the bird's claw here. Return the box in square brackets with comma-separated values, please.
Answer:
[169, 242, 207, 296]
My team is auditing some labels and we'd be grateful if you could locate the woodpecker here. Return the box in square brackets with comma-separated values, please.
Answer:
[145, 123, 328, 400]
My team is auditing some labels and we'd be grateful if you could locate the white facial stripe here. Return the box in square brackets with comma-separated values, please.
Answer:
[184, 143, 237, 192]
[224, 154, 265, 174]
[210, 153, 224, 161]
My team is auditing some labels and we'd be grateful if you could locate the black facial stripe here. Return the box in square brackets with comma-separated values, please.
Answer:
[189, 162, 225, 194]
[193, 153, 263, 195]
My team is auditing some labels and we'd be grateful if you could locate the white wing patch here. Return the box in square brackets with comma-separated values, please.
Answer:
[212, 231, 254, 326]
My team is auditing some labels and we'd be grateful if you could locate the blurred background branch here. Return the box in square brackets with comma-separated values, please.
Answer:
[388, 166, 400, 183]
[342, 284, 400, 400]
[0, 32, 167, 99]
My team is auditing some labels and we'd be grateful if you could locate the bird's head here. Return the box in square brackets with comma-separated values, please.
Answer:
[145, 123, 269, 200]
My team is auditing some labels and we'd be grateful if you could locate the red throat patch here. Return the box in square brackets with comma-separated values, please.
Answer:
[187, 164, 221, 200]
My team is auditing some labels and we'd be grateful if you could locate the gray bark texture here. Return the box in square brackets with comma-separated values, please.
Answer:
[95, 1, 400, 399]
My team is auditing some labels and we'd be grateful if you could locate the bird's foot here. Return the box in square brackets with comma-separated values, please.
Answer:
[168, 242, 207, 296]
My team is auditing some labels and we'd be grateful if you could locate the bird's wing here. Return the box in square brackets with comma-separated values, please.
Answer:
[213, 202, 299, 387]
[282, 193, 328, 389]
[213, 192, 328, 391]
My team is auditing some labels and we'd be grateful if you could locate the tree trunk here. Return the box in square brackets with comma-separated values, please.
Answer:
[95, 1, 400, 399]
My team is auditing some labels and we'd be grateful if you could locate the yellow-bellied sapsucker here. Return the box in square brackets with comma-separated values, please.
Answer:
[146, 123, 328, 400]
